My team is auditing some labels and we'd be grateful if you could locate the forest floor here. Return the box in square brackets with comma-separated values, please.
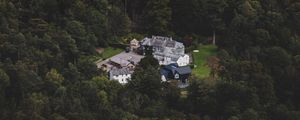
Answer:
[191, 44, 218, 79]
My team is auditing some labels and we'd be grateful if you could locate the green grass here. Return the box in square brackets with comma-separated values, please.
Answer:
[101, 47, 123, 59]
[192, 44, 218, 78]
[79, 52, 103, 63]
[79, 47, 123, 62]
[82, 54, 103, 62]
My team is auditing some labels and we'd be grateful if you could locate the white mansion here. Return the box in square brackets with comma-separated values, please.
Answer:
[141, 36, 190, 66]
[97, 36, 191, 84]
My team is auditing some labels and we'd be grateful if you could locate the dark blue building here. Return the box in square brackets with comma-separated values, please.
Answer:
[160, 63, 192, 84]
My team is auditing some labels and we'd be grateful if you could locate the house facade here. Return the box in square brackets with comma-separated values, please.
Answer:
[176, 54, 190, 66]
[109, 68, 132, 84]
[130, 39, 140, 51]
[141, 36, 190, 66]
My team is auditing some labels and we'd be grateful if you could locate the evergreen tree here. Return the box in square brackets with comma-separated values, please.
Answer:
[128, 66, 162, 99]
[142, 0, 172, 35]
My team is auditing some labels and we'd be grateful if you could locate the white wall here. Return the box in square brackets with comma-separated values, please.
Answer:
[161, 57, 176, 65]
[161, 75, 167, 82]
[112, 74, 131, 84]
[155, 54, 189, 66]
[177, 54, 189, 66]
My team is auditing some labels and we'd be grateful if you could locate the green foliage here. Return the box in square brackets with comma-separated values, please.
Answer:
[118, 90, 150, 113]
[162, 82, 181, 108]
[0, 0, 300, 119]
[50, 113, 68, 120]
[108, 7, 131, 37]
[240, 108, 259, 120]
[66, 20, 95, 54]
[85, 7, 108, 47]
[187, 78, 216, 115]
[77, 59, 99, 80]
[142, 0, 172, 35]
[216, 81, 260, 119]
[269, 104, 297, 120]
[0, 68, 10, 90]
[121, 33, 144, 44]
[139, 54, 159, 69]
[0, 68, 10, 118]
[45, 69, 64, 85]
[128, 66, 162, 99]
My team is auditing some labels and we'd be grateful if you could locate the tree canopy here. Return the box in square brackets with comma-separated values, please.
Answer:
[0, 0, 300, 119]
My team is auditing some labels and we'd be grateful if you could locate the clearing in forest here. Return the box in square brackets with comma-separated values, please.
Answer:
[82, 47, 123, 62]
[192, 44, 218, 79]
[100, 47, 123, 59]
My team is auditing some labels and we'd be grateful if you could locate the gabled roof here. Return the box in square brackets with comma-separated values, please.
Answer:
[164, 63, 179, 72]
[130, 39, 139, 44]
[110, 57, 131, 66]
[141, 36, 184, 49]
[160, 68, 170, 77]
[163, 63, 192, 75]
[174, 66, 192, 75]
[110, 68, 132, 76]
[165, 40, 176, 47]
[110, 52, 145, 66]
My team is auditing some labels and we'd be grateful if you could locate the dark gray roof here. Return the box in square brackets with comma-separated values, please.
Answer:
[166, 40, 176, 47]
[164, 63, 178, 73]
[174, 66, 192, 75]
[110, 68, 131, 76]
[110, 57, 130, 66]
[141, 36, 186, 63]
[142, 36, 177, 48]
[110, 52, 144, 66]
[171, 55, 181, 61]
[160, 68, 169, 77]
[153, 39, 164, 47]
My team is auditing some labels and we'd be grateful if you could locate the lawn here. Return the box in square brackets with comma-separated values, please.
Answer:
[192, 44, 218, 78]
[100, 47, 123, 59]
[80, 47, 123, 62]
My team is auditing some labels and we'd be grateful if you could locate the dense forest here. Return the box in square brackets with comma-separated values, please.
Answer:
[0, 0, 300, 120]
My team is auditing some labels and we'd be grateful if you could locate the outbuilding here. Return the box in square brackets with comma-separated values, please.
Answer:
[160, 63, 192, 83]
[109, 68, 132, 84]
